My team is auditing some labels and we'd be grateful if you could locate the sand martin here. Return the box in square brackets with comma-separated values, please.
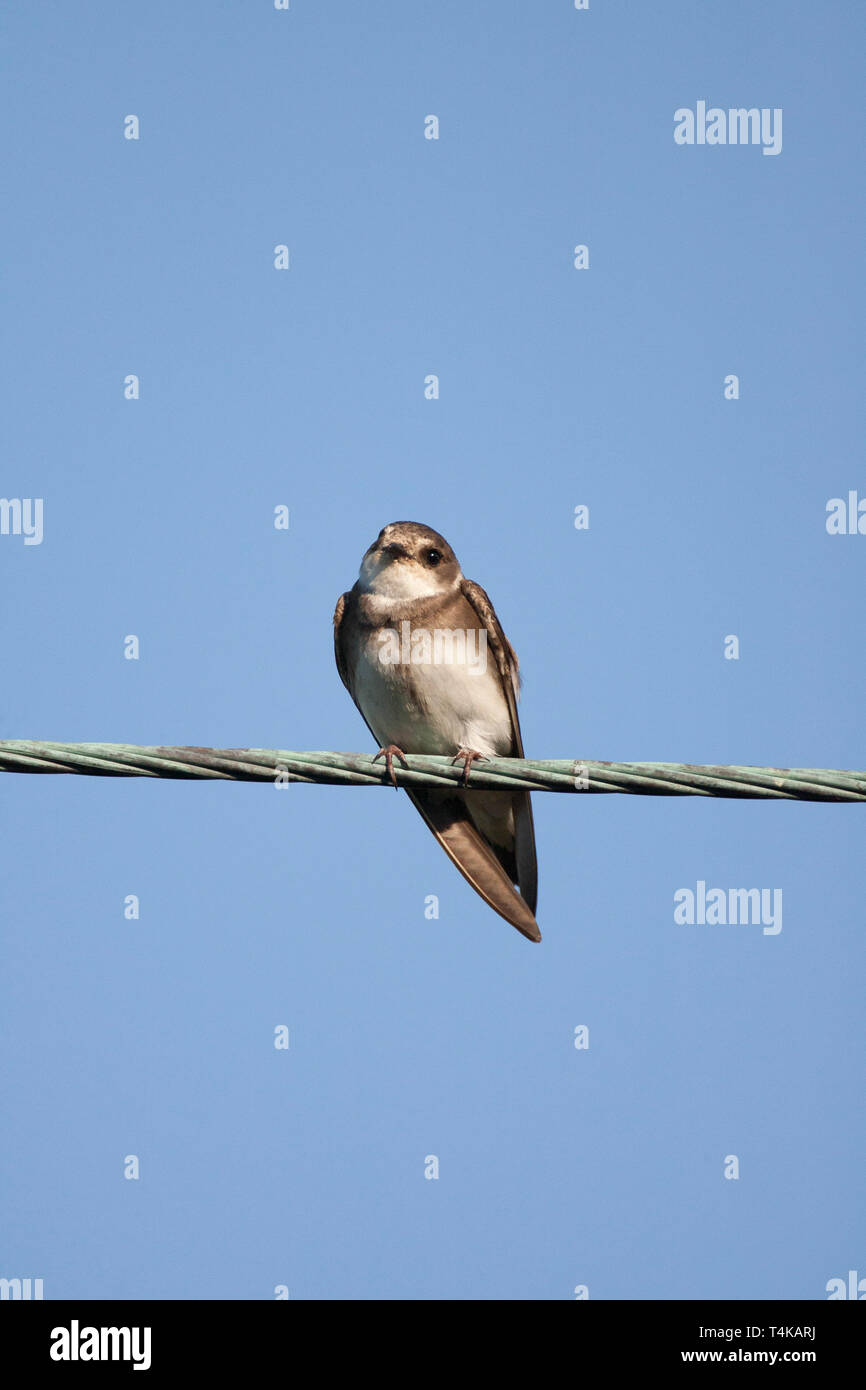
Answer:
[333, 521, 540, 941]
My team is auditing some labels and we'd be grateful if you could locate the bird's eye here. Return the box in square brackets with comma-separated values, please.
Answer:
[425, 549, 442, 566]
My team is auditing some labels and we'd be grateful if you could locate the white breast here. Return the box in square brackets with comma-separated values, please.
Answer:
[353, 626, 514, 757]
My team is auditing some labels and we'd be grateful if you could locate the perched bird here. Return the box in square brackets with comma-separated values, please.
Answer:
[333, 521, 540, 941]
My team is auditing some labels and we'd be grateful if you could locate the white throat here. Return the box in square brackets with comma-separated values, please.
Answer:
[359, 557, 458, 605]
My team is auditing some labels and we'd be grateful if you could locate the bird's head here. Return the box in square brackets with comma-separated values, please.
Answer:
[358, 521, 462, 600]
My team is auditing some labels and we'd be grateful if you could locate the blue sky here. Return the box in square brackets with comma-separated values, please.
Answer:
[2, 1, 863, 1299]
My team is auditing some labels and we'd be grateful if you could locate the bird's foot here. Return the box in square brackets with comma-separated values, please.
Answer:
[452, 747, 487, 787]
[373, 743, 409, 790]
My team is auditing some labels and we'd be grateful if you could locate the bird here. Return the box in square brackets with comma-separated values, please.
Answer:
[333, 521, 540, 941]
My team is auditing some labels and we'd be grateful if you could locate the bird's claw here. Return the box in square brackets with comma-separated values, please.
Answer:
[452, 748, 486, 786]
[374, 744, 409, 790]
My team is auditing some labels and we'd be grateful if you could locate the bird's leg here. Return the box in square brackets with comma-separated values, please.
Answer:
[452, 748, 487, 787]
[373, 743, 409, 790]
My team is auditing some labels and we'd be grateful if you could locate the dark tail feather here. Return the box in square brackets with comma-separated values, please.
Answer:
[407, 789, 541, 942]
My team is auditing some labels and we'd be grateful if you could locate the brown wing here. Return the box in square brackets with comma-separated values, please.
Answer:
[459, 579, 538, 915]
[333, 591, 353, 693]
[334, 588, 379, 740]
[459, 580, 526, 751]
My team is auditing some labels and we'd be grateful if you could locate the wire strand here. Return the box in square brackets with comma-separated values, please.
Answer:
[1, 743, 864, 801]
